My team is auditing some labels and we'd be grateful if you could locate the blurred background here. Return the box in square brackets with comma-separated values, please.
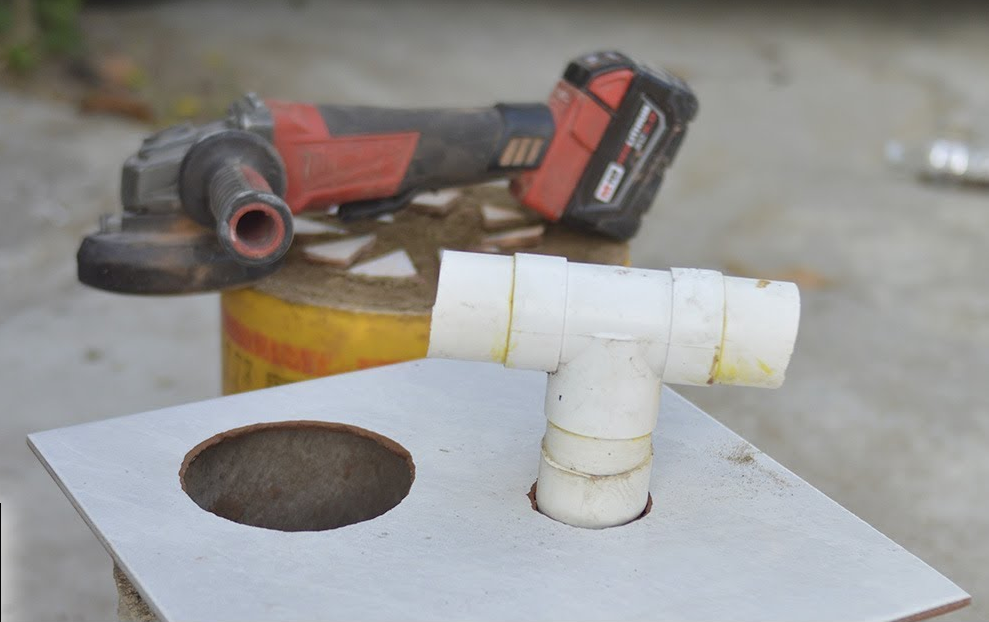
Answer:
[1, 0, 986, 620]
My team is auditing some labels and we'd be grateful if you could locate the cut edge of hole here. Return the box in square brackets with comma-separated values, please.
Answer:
[180, 420, 416, 490]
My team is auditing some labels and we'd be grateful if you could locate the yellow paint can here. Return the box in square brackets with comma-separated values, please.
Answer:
[221, 288, 430, 394]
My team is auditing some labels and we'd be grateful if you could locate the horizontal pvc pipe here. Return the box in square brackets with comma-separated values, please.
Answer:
[506, 253, 567, 372]
[427, 251, 513, 364]
[556, 263, 673, 369]
[716, 276, 800, 388]
[663, 268, 725, 386]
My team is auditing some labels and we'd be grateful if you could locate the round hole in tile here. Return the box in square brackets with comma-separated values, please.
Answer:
[181, 421, 414, 532]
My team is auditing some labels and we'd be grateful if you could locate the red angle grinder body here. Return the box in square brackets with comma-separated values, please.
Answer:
[78, 51, 697, 294]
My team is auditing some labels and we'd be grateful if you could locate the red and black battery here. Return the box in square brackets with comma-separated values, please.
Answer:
[515, 51, 698, 239]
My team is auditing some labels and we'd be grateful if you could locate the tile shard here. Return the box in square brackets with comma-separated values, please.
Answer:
[482, 224, 546, 250]
[293, 217, 348, 236]
[410, 189, 461, 216]
[469, 244, 503, 254]
[480, 178, 511, 189]
[349, 249, 418, 278]
[481, 203, 527, 231]
[301, 234, 376, 268]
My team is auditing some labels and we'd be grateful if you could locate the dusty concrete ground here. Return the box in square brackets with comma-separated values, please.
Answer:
[2, 1, 986, 620]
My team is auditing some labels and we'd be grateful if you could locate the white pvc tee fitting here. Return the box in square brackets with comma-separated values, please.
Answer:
[428, 251, 800, 529]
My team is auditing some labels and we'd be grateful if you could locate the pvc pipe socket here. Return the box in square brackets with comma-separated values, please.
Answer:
[428, 251, 800, 529]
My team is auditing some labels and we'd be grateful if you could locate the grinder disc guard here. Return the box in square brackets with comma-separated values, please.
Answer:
[77, 213, 281, 294]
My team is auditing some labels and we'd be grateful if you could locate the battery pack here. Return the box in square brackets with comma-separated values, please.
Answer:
[512, 51, 698, 240]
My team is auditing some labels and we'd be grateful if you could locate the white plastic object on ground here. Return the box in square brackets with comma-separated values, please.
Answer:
[886, 139, 989, 185]
[428, 251, 800, 529]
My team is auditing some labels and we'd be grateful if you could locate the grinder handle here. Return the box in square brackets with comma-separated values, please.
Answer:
[265, 102, 555, 220]
[208, 162, 293, 266]
[179, 129, 294, 266]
